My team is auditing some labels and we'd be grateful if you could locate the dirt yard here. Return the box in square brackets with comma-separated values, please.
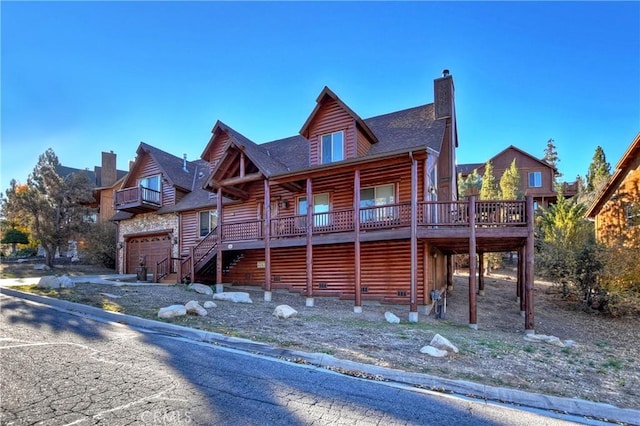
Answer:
[2, 259, 639, 410]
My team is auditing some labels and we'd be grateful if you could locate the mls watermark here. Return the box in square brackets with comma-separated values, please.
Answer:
[138, 408, 193, 425]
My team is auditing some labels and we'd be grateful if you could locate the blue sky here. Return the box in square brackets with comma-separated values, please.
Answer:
[2, 1, 639, 193]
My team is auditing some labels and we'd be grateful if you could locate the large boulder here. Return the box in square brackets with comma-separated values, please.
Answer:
[384, 312, 400, 324]
[524, 334, 566, 347]
[188, 283, 213, 296]
[273, 305, 298, 319]
[212, 292, 253, 304]
[420, 345, 448, 357]
[33, 264, 51, 271]
[430, 333, 459, 353]
[158, 305, 187, 319]
[58, 275, 75, 288]
[36, 275, 75, 289]
[185, 300, 208, 316]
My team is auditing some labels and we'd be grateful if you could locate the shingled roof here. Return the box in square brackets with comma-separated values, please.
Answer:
[220, 102, 445, 178]
[55, 165, 127, 188]
[124, 142, 199, 192]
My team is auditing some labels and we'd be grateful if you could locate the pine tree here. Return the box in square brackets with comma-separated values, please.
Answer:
[500, 159, 521, 200]
[586, 146, 611, 192]
[480, 161, 501, 200]
[2, 149, 95, 267]
[458, 169, 482, 198]
[543, 138, 562, 183]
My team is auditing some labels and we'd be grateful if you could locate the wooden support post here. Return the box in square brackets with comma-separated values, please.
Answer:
[409, 155, 418, 322]
[305, 178, 314, 307]
[446, 254, 454, 291]
[264, 180, 272, 301]
[216, 187, 223, 285]
[469, 196, 478, 329]
[518, 246, 525, 313]
[478, 252, 485, 296]
[353, 170, 362, 313]
[190, 246, 195, 284]
[525, 195, 535, 333]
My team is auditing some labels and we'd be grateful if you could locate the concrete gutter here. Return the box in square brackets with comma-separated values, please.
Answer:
[1, 281, 638, 425]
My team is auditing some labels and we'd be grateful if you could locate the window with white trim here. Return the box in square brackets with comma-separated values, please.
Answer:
[528, 171, 542, 188]
[199, 210, 218, 237]
[298, 193, 330, 227]
[360, 184, 395, 221]
[321, 131, 344, 164]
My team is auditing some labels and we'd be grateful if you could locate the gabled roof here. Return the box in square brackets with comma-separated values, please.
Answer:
[586, 132, 640, 218]
[299, 86, 378, 144]
[489, 145, 557, 172]
[214, 121, 293, 176]
[124, 142, 198, 191]
[206, 102, 445, 180]
[55, 165, 127, 188]
[364, 104, 444, 157]
[457, 163, 484, 176]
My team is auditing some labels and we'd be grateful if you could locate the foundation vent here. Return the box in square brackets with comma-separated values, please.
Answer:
[361, 287, 368, 293]
[397, 290, 407, 297]
[319, 282, 327, 289]
[273, 275, 281, 282]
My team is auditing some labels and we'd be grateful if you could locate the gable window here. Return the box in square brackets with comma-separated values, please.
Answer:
[321, 131, 344, 164]
[199, 210, 218, 237]
[528, 171, 542, 188]
[298, 193, 330, 227]
[360, 184, 395, 221]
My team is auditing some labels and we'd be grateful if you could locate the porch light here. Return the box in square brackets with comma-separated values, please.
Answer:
[279, 200, 289, 209]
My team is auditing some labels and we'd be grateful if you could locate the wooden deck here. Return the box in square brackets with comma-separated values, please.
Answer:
[178, 199, 530, 281]
[219, 199, 528, 251]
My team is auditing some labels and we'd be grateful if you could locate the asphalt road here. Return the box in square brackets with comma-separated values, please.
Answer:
[0, 295, 589, 425]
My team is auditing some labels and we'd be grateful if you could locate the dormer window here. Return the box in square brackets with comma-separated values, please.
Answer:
[321, 131, 344, 164]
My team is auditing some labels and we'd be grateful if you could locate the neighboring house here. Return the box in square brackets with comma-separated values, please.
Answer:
[112, 71, 536, 331]
[458, 145, 577, 209]
[51, 151, 127, 257]
[56, 151, 128, 223]
[586, 132, 640, 245]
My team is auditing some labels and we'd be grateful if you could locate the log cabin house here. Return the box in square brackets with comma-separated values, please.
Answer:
[112, 71, 536, 331]
[586, 132, 640, 245]
[458, 145, 578, 209]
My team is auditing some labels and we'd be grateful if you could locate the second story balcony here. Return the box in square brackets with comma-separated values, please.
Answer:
[216, 199, 530, 248]
[114, 186, 162, 214]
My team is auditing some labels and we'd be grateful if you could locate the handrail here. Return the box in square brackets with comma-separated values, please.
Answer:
[155, 257, 169, 283]
[114, 185, 162, 208]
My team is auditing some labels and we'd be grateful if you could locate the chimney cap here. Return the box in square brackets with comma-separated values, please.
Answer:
[442, 69, 450, 78]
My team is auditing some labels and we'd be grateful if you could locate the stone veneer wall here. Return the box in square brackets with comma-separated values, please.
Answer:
[117, 212, 179, 274]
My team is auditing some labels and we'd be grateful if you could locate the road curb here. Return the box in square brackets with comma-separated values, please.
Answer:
[2, 286, 638, 425]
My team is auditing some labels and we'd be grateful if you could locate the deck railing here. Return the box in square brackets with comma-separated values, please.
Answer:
[218, 200, 527, 242]
[184, 199, 528, 278]
[114, 185, 162, 208]
[222, 219, 264, 241]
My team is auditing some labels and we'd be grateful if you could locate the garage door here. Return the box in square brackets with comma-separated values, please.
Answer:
[126, 234, 172, 274]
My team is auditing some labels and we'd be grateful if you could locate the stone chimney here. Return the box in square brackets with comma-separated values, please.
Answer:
[101, 151, 117, 187]
[434, 69, 454, 120]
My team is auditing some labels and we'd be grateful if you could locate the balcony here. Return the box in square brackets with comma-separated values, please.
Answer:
[219, 200, 529, 247]
[114, 186, 162, 213]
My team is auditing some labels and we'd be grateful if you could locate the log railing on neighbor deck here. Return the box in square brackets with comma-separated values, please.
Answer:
[182, 200, 528, 279]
